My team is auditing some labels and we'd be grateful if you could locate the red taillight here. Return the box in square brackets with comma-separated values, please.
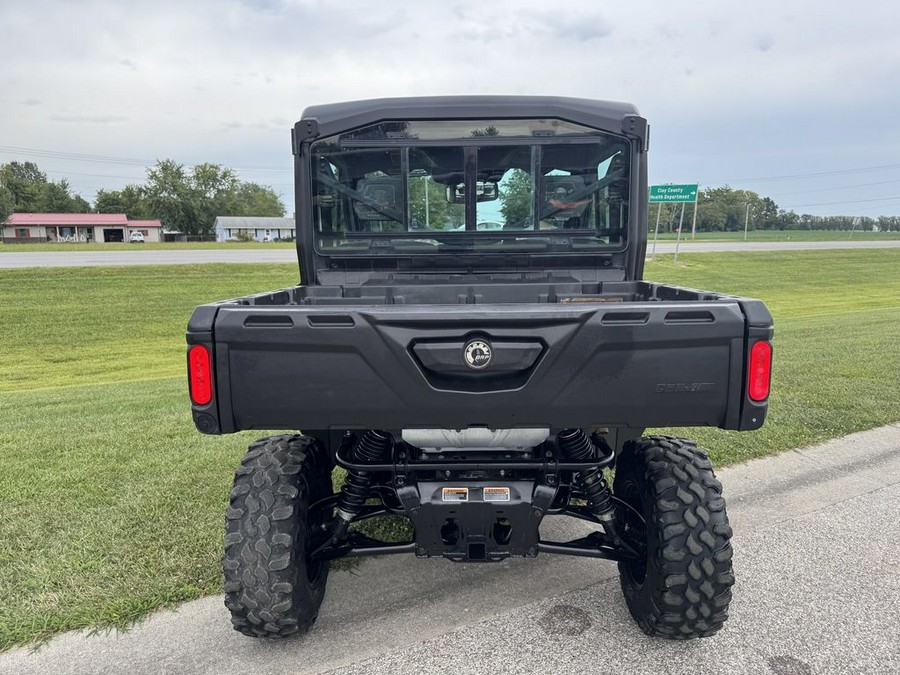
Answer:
[189, 345, 212, 405]
[748, 340, 772, 402]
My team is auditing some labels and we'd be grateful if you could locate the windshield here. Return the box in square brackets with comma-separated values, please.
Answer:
[310, 119, 630, 256]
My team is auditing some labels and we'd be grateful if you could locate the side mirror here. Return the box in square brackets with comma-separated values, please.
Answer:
[446, 180, 500, 204]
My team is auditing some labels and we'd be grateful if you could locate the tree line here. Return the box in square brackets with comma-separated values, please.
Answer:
[0, 160, 285, 235]
[0, 162, 90, 218]
[650, 185, 899, 232]
[3, 160, 896, 233]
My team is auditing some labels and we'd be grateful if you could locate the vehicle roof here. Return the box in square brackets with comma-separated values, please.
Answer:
[298, 96, 640, 139]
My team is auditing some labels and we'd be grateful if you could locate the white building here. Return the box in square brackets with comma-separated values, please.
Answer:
[214, 217, 295, 242]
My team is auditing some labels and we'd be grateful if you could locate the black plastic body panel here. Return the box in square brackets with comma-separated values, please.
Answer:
[187, 280, 772, 435]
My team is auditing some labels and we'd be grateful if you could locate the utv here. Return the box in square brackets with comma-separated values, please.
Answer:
[186, 96, 773, 640]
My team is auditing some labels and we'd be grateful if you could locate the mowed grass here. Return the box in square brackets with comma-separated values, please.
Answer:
[1, 250, 900, 650]
[0, 265, 298, 650]
[0, 265, 299, 391]
[644, 251, 900, 462]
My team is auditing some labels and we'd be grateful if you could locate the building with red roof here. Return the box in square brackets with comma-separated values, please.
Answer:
[1, 213, 162, 243]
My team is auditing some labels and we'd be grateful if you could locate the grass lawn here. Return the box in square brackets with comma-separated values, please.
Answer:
[2, 251, 900, 650]
[648, 228, 900, 242]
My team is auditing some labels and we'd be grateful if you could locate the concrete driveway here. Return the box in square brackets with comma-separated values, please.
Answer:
[2, 424, 899, 674]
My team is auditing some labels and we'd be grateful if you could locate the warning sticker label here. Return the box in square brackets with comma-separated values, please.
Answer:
[483, 487, 511, 502]
[442, 487, 469, 502]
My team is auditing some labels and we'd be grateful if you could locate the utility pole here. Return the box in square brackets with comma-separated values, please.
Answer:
[424, 176, 430, 228]
[673, 203, 686, 264]
[651, 203, 662, 258]
[690, 183, 699, 239]
[743, 203, 750, 241]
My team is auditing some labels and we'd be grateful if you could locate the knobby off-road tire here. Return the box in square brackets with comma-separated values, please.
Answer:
[223, 434, 333, 638]
[613, 436, 735, 639]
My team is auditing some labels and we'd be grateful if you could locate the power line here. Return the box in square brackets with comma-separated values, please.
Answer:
[0, 145, 154, 166]
[780, 195, 900, 208]
[229, 165, 291, 173]
[44, 169, 148, 180]
[710, 163, 900, 184]
[769, 178, 900, 197]
[0, 145, 291, 174]
[853, 199, 900, 213]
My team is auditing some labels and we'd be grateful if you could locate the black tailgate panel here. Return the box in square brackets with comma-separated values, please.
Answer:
[212, 301, 747, 432]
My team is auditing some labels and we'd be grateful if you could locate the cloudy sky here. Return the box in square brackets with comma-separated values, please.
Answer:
[2, 0, 899, 217]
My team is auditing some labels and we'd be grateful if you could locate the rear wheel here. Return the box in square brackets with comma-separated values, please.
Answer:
[613, 436, 734, 639]
[223, 434, 333, 638]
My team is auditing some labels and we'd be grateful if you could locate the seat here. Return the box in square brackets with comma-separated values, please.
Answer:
[541, 175, 592, 227]
[353, 176, 403, 222]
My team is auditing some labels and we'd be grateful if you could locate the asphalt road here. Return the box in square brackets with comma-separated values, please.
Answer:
[2, 424, 899, 675]
[1, 239, 899, 268]
[0, 248, 297, 269]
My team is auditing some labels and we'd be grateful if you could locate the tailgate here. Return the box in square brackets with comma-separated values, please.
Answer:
[193, 300, 763, 433]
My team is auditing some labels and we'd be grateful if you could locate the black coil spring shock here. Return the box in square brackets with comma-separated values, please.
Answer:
[557, 429, 615, 527]
[332, 430, 393, 542]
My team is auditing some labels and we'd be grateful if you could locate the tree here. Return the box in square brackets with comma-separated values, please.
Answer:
[654, 185, 888, 235]
[95, 185, 150, 219]
[407, 176, 462, 229]
[647, 202, 684, 233]
[0, 161, 90, 215]
[38, 179, 89, 213]
[232, 182, 285, 218]
[143, 160, 287, 234]
[144, 160, 194, 233]
[691, 186, 771, 232]
[0, 161, 47, 211]
[756, 197, 779, 229]
[0, 185, 13, 224]
[499, 169, 533, 225]
[777, 209, 800, 229]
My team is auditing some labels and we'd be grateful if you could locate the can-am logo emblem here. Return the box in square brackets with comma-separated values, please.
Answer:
[463, 339, 493, 370]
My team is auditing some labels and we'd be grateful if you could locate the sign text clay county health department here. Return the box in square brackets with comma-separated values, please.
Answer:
[649, 184, 699, 203]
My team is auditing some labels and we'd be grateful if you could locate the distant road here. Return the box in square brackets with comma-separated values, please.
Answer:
[1, 240, 899, 269]
[648, 239, 900, 254]
[0, 249, 297, 269]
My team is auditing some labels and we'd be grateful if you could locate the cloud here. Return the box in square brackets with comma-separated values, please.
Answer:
[755, 34, 776, 52]
[239, 0, 285, 13]
[220, 120, 278, 132]
[50, 114, 129, 124]
[0, 0, 899, 216]
[526, 10, 612, 42]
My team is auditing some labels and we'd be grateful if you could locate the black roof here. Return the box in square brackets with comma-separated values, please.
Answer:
[298, 96, 641, 139]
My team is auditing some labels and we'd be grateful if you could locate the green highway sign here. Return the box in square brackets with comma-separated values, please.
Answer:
[649, 184, 698, 203]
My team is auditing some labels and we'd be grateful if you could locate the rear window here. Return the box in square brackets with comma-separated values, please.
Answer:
[310, 119, 630, 257]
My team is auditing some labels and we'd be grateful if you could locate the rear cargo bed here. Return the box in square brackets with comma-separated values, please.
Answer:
[187, 280, 772, 435]
[220, 279, 739, 307]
